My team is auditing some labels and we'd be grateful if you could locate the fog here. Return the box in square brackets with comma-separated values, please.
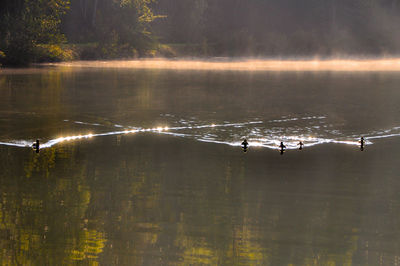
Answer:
[46, 58, 400, 71]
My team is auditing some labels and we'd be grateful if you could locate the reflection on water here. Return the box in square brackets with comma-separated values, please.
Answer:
[2, 66, 400, 146]
[5, 116, 400, 151]
[1, 65, 400, 264]
[1, 136, 400, 265]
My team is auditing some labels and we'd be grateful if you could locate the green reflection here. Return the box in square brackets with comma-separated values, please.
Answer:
[1, 68, 400, 265]
[1, 134, 399, 265]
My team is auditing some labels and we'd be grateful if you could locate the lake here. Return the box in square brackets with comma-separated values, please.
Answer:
[1, 60, 400, 265]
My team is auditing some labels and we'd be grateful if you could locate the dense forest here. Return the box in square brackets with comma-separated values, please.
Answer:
[1, 0, 400, 65]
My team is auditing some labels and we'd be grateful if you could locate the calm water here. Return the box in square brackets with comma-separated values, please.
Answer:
[1, 62, 400, 265]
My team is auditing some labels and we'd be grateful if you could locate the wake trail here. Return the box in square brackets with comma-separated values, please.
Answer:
[0, 121, 263, 149]
[1, 119, 400, 151]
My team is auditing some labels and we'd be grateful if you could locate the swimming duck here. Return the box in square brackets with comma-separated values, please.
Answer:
[360, 137, 365, 151]
[298, 141, 304, 150]
[241, 139, 249, 152]
[32, 139, 39, 153]
[279, 141, 286, 155]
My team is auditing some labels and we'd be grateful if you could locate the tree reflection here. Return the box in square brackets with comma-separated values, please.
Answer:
[0, 135, 399, 265]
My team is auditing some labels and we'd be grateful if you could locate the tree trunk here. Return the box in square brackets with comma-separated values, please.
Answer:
[92, 0, 98, 27]
[80, 0, 87, 19]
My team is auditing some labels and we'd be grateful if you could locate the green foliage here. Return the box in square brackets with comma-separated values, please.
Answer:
[0, 0, 70, 65]
[157, 44, 177, 57]
[34, 44, 75, 62]
[62, 0, 161, 57]
[0, 0, 162, 65]
[0, 50, 5, 62]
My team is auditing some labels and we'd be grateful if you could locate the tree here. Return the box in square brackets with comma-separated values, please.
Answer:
[0, 0, 70, 65]
[62, 0, 160, 57]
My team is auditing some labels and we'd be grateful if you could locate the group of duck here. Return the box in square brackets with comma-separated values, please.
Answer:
[32, 137, 366, 154]
[241, 137, 366, 154]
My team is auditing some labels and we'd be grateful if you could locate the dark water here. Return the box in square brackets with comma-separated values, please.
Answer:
[1, 64, 400, 265]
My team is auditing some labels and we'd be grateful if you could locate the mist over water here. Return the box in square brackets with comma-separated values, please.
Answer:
[44, 58, 400, 71]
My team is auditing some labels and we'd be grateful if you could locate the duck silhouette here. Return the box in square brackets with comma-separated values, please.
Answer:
[360, 137, 365, 151]
[279, 141, 286, 155]
[32, 139, 40, 153]
[241, 139, 249, 153]
[298, 141, 304, 150]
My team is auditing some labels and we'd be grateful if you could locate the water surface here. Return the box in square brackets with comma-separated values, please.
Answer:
[1, 62, 400, 265]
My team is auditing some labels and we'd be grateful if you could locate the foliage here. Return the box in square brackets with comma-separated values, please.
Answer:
[0, 0, 70, 65]
[0, 50, 5, 62]
[34, 44, 75, 62]
[0, 0, 160, 65]
[62, 0, 161, 57]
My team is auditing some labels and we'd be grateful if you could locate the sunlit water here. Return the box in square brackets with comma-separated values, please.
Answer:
[2, 59, 400, 151]
[1, 60, 400, 265]
[4, 115, 400, 150]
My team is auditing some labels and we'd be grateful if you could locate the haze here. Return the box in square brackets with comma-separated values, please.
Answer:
[46, 58, 400, 71]
[2, 0, 400, 65]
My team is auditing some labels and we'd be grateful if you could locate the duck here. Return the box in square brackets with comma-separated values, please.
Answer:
[32, 139, 40, 153]
[298, 141, 304, 150]
[241, 139, 249, 152]
[279, 141, 286, 155]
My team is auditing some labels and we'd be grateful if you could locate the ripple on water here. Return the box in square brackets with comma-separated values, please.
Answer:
[2, 115, 400, 150]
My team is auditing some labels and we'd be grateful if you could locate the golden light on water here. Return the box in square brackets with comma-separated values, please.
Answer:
[154, 126, 169, 132]
[48, 58, 400, 71]
[32, 121, 374, 150]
